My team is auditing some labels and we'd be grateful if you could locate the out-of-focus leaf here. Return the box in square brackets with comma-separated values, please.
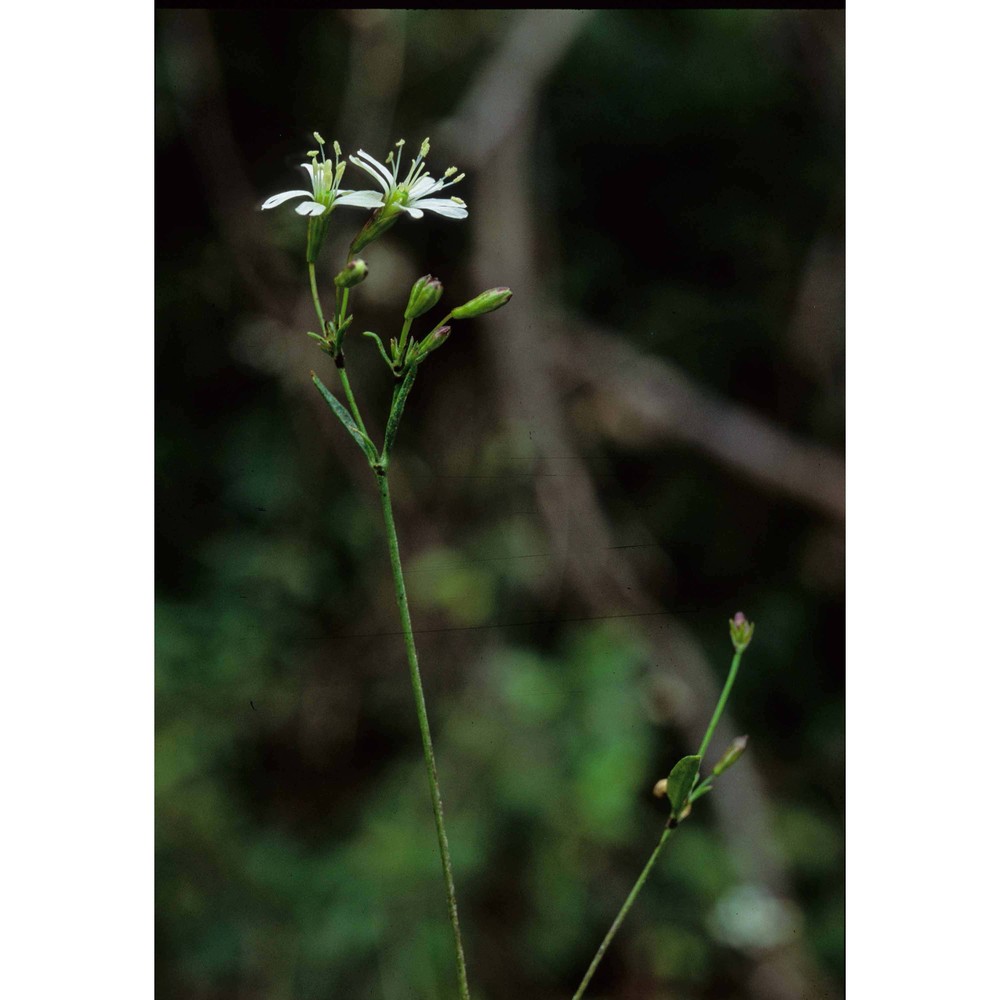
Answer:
[667, 754, 702, 818]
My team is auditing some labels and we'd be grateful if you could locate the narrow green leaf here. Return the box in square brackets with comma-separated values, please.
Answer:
[311, 373, 377, 461]
[382, 366, 417, 461]
[666, 754, 702, 817]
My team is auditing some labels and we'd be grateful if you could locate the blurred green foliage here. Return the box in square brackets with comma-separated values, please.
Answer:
[157, 9, 843, 999]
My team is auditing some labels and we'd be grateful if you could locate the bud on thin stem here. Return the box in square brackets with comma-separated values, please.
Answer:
[335, 259, 369, 288]
[451, 287, 512, 319]
[405, 275, 444, 319]
[711, 735, 748, 776]
[729, 612, 755, 653]
[416, 326, 451, 360]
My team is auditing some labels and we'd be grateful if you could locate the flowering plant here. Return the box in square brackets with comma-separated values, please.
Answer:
[262, 131, 755, 1000]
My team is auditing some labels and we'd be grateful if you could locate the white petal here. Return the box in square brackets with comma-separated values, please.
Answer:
[409, 198, 469, 219]
[408, 175, 440, 200]
[402, 205, 425, 219]
[261, 189, 312, 210]
[335, 189, 385, 209]
[295, 201, 328, 217]
[299, 163, 319, 191]
[350, 150, 394, 193]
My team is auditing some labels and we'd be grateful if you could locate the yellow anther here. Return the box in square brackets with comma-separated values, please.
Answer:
[444, 166, 457, 177]
[333, 140, 341, 156]
[420, 137, 430, 157]
[313, 131, 326, 145]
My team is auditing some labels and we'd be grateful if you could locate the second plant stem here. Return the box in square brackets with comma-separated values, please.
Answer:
[376, 469, 471, 1000]
[697, 650, 743, 759]
[573, 648, 744, 999]
[571, 824, 675, 1000]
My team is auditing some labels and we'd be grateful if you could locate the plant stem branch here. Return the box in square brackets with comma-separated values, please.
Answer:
[697, 650, 743, 760]
[310, 264, 369, 438]
[308, 262, 326, 331]
[337, 366, 370, 441]
[397, 316, 414, 363]
[375, 470, 472, 1000]
[572, 824, 675, 1000]
[339, 284, 351, 331]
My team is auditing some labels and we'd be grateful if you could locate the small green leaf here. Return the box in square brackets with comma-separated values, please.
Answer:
[311, 373, 377, 462]
[382, 366, 417, 461]
[689, 782, 713, 803]
[666, 754, 702, 818]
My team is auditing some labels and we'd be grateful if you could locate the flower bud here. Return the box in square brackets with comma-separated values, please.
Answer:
[335, 259, 368, 288]
[729, 612, 755, 653]
[417, 326, 451, 359]
[652, 778, 669, 799]
[451, 287, 512, 320]
[711, 735, 748, 776]
[405, 275, 444, 319]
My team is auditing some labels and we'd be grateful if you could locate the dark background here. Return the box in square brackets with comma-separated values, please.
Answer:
[156, 10, 844, 999]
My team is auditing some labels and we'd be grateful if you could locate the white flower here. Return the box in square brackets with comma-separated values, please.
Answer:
[349, 138, 468, 220]
[261, 133, 385, 218]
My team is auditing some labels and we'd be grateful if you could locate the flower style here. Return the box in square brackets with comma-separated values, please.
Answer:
[349, 138, 468, 220]
[261, 133, 385, 218]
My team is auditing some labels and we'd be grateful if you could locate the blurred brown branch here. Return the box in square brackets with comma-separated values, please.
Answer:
[159, 10, 286, 309]
[553, 319, 846, 520]
[337, 10, 407, 155]
[441, 10, 595, 168]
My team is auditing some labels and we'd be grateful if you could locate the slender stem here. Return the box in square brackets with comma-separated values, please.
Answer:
[308, 262, 326, 331]
[396, 316, 414, 364]
[337, 366, 370, 440]
[376, 471, 472, 1000]
[431, 310, 454, 336]
[697, 650, 743, 759]
[339, 284, 351, 332]
[572, 825, 675, 1000]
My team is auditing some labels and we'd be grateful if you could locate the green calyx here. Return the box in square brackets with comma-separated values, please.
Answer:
[451, 287, 512, 319]
[405, 275, 444, 320]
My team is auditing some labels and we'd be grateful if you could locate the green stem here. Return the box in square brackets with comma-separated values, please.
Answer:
[337, 366, 370, 441]
[308, 262, 326, 331]
[572, 825, 675, 1000]
[431, 311, 454, 336]
[375, 470, 472, 1000]
[396, 316, 414, 365]
[339, 285, 351, 332]
[697, 650, 743, 760]
[311, 263, 368, 438]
